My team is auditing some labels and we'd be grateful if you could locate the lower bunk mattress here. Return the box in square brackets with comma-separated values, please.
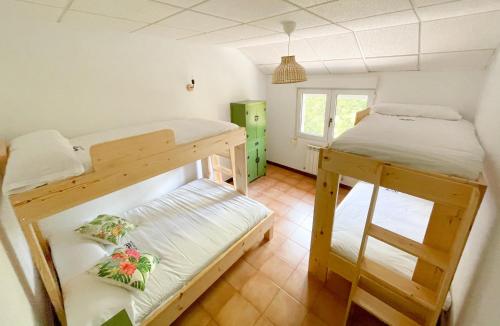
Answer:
[330, 181, 452, 310]
[48, 178, 270, 325]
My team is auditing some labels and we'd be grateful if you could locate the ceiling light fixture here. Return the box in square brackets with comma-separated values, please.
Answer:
[272, 21, 307, 84]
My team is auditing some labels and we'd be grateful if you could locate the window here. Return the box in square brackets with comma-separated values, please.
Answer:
[296, 89, 374, 143]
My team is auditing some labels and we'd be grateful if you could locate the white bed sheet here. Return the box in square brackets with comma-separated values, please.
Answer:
[70, 118, 238, 171]
[330, 113, 484, 180]
[49, 178, 269, 326]
[331, 181, 451, 310]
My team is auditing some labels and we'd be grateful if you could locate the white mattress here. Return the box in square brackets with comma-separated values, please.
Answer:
[70, 118, 238, 171]
[330, 113, 484, 180]
[331, 181, 451, 310]
[48, 178, 269, 325]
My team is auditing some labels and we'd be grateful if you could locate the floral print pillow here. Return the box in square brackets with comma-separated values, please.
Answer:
[75, 214, 135, 245]
[89, 242, 160, 292]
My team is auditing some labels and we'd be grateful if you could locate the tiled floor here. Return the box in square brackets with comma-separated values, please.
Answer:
[173, 164, 352, 326]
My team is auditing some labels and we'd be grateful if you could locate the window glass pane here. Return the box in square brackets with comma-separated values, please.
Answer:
[334, 94, 369, 138]
[301, 93, 327, 137]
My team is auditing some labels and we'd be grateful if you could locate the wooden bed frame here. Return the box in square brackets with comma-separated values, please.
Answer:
[309, 109, 487, 326]
[1, 127, 274, 326]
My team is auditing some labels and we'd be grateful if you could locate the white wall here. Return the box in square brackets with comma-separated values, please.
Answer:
[0, 2, 265, 325]
[266, 71, 485, 172]
[0, 2, 265, 140]
[451, 49, 500, 325]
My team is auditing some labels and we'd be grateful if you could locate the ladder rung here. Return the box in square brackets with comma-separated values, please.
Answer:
[214, 166, 233, 176]
[368, 224, 449, 269]
[352, 288, 421, 326]
[361, 259, 438, 310]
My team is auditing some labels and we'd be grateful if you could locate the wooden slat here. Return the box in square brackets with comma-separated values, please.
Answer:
[381, 165, 473, 208]
[328, 251, 356, 282]
[309, 165, 340, 282]
[10, 128, 246, 221]
[351, 288, 420, 326]
[90, 129, 175, 171]
[361, 259, 437, 310]
[320, 150, 380, 184]
[230, 142, 247, 195]
[368, 224, 449, 270]
[0, 138, 7, 177]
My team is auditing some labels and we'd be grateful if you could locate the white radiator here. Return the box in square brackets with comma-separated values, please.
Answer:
[304, 144, 321, 175]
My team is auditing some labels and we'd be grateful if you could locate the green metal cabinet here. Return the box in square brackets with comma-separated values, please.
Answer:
[230, 101, 267, 183]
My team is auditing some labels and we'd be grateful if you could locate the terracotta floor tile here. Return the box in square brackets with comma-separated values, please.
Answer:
[276, 192, 300, 206]
[289, 227, 312, 250]
[292, 201, 314, 216]
[264, 290, 307, 326]
[224, 259, 257, 290]
[302, 313, 327, 326]
[244, 245, 275, 269]
[207, 320, 218, 326]
[275, 181, 293, 193]
[325, 272, 351, 301]
[310, 288, 347, 326]
[215, 294, 260, 326]
[275, 218, 299, 237]
[199, 279, 237, 317]
[255, 316, 274, 326]
[299, 215, 313, 232]
[296, 182, 315, 192]
[173, 303, 212, 326]
[240, 272, 280, 312]
[267, 199, 291, 215]
[259, 255, 294, 287]
[274, 239, 308, 268]
[283, 267, 322, 308]
[287, 188, 308, 199]
[283, 209, 308, 225]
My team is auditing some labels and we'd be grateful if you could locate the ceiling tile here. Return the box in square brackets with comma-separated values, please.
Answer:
[21, 0, 69, 8]
[421, 11, 500, 53]
[307, 32, 361, 60]
[310, 0, 411, 23]
[71, 0, 182, 23]
[366, 55, 418, 72]
[413, 0, 460, 7]
[193, 0, 297, 23]
[288, 0, 331, 8]
[299, 61, 330, 74]
[417, 0, 500, 21]
[273, 39, 321, 62]
[340, 10, 418, 31]
[292, 24, 349, 39]
[62, 10, 145, 32]
[324, 59, 367, 73]
[2, 0, 62, 21]
[158, 11, 239, 32]
[250, 10, 329, 32]
[155, 0, 206, 8]
[258, 64, 278, 75]
[239, 44, 282, 64]
[137, 25, 201, 39]
[183, 24, 276, 44]
[421, 50, 495, 71]
[221, 33, 289, 48]
[357, 23, 419, 57]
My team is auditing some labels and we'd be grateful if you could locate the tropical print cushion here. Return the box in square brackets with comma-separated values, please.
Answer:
[89, 242, 160, 292]
[75, 214, 135, 245]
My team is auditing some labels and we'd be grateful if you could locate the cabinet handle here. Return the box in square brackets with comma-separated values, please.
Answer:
[255, 141, 259, 146]
[254, 115, 259, 122]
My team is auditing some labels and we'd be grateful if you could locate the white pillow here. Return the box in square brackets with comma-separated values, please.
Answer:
[2, 129, 84, 195]
[373, 103, 462, 120]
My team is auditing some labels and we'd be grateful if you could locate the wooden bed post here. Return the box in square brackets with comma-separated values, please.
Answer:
[19, 221, 66, 325]
[230, 143, 248, 195]
[309, 156, 340, 281]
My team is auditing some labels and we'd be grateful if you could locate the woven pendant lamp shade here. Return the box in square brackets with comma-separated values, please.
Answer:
[272, 55, 307, 84]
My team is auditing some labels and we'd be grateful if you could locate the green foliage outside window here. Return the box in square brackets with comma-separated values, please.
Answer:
[334, 95, 369, 138]
[301, 94, 326, 137]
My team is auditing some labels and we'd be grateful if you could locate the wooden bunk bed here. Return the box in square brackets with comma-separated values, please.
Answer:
[1, 127, 274, 326]
[309, 109, 487, 326]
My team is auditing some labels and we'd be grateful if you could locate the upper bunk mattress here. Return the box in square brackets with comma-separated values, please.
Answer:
[70, 118, 238, 171]
[48, 178, 269, 325]
[330, 113, 484, 180]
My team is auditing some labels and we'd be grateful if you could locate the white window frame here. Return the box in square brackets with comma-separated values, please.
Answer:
[296, 88, 375, 144]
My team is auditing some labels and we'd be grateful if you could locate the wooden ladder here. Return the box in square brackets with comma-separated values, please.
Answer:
[343, 165, 480, 326]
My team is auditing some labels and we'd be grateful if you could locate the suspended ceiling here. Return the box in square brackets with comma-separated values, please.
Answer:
[8, 0, 500, 74]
